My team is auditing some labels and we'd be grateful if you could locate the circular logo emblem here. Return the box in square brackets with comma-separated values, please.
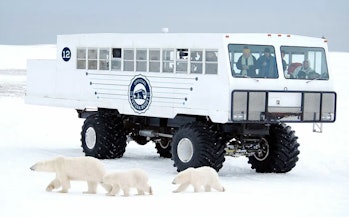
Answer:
[62, 47, 71, 62]
[129, 75, 152, 113]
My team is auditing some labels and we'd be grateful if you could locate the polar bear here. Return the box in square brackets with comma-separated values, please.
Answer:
[172, 166, 225, 193]
[102, 169, 152, 196]
[30, 156, 110, 194]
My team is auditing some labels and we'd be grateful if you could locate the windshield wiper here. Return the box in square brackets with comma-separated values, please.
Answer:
[234, 74, 260, 82]
[306, 77, 321, 83]
[243, 75, 260, 82]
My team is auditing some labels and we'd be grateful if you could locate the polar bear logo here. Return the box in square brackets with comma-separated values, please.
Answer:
[102, 169, 152, 196]
[30, 156, 110, 194]
[172, 166, 225, 193]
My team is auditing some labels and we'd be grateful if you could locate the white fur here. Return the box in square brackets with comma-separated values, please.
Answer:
[30, 156, 110, 194]
[102, 169, 152, 196]
[172, 166, 225, 193]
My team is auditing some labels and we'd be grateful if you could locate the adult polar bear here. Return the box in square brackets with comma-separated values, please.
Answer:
[172, 166, 225, 193]
[30, 156, 110, 193]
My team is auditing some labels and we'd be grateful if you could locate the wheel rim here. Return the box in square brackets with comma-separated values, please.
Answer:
[177, 138, 194, 163]
[85, 127, 97, 150]
[254, 138, 269, 161]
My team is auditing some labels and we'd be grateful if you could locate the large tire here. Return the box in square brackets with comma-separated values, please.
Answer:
[81, 113, 127, 159]
[209, 124, 226, 171]
[248, 123, 300, 173]
[155, 138, 172, 158]
[171, 122, 224, 172]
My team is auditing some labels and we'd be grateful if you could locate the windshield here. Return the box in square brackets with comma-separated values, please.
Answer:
[228, 44, 279, 79]
[228, 44, 329, 80]
[281, 46, 329, 80]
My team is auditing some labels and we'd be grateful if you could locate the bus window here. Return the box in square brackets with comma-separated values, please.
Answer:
[124, 49, 134, 71]
[149, 49, 160, 72]
[190, 50, 203, 74]
[77, 48, 86, 69]
[228, 44, 278, 78]
[205, 50, 218, 74]
[136, 49, 147, 72]
[99, 49, 109, 70]
[176, 49, 188, 73]
[88, 48, 97, 70]
[163, 49, 174, 73]
[111, 48, 122, 71]
[281, 46, 329, 80]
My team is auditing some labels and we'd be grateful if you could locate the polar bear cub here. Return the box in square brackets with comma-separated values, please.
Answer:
[30, 156, 109, 194]
[172, 166, 225, 193]
[102, 169, 152, 196]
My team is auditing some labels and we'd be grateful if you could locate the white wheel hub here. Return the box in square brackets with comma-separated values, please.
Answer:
[177, 138, 194, 163]
[85, 127, 97, 149]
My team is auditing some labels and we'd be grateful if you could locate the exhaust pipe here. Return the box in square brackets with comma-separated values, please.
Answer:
[138, 130, 173, 138]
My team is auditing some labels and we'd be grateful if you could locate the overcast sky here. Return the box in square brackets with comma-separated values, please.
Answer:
[0, 0, 348, 51]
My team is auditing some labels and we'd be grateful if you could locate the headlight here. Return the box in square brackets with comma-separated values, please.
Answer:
[233, 112, 246, 121]
[321, 112, 334, 121]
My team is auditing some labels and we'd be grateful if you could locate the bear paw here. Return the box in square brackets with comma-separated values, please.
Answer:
[46, 185, 54, 192]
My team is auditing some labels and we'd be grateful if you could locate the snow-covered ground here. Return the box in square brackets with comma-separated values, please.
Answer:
[0, 46, 348, 217]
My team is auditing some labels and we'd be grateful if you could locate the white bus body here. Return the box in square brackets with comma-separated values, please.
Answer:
[26, 33, 337, 173]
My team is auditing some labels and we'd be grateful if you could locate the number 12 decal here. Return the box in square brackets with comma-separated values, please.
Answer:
[62, 47, 71, 62]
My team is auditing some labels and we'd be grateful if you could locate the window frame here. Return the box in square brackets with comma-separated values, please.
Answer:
[281, 46, 329, 80]
[111, 48, 122, 71]
[162, 49, 175, 73]
[76, 47, 220, 76]
[76, 47, 87, 70]
[87, 48, 98, 70]
[123, 49, 135, 72]
[98, 48, 110, 70]
[204, 49, 218, 75]
[149, 49, 161, 72]
[190, 49, 203, 74]
[228, 44, 279, 79]
[175, 49, 189, 74]
[136, 49, 148, 72]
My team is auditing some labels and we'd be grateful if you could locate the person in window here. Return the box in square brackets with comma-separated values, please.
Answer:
[298, 60, 319, 79]
[281, 50, 287, 72]
[236, 46, 257, 77]
[257, 48, 278, 78]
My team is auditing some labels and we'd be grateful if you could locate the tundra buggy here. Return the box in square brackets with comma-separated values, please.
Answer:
[26, 33, 336, 173]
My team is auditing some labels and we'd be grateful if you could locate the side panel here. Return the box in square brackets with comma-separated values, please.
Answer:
[27, 34, 231, 123]
[25, 60, 98, 109]
[26, 59, 56, 99]
[76, 72, 230, 122]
